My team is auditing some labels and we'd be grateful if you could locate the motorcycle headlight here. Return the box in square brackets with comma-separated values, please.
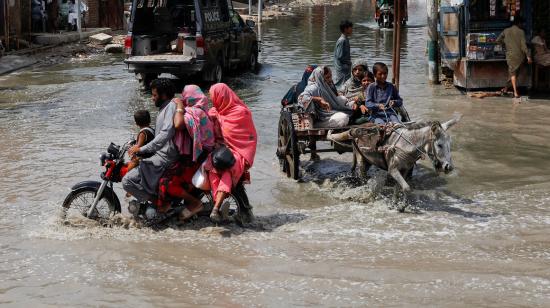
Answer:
[99, 152, 114, 166]
[107, 143, 120, 156]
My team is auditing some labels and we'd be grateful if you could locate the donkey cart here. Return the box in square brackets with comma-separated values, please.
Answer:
[276, 107, 355, 180]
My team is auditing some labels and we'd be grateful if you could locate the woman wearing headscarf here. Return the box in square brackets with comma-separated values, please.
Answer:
[206, 83, 258, 222]
[298, 66, 353, 160]
[281, 64, 317, 106]
[341, 58, 369, 100]
[340, 59, 373, 124]
[165, 85, 215, 220]
[173, 85, 215, 161]
[298, 66, 353, 128]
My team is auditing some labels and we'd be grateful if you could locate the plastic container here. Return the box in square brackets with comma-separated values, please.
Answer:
[192, 163, 210, 191]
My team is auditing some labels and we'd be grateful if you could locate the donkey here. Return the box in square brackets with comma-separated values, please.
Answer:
[327, 115, 461, 207]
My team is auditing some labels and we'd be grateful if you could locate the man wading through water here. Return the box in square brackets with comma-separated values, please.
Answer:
[333, 20, 353, 91]
[123, 79, 179, 217]
[497, 16, 532, 98]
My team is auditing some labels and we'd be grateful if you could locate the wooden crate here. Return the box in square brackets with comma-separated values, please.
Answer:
[291, 113, 314, 131]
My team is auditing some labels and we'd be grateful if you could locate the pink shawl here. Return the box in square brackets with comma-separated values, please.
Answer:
[208, 83, 257, 167]
[174, 85, 214, 161]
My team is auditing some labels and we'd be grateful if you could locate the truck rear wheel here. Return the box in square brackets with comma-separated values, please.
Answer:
[213, 62, 223, 83]
[248, 45, 259, 73]
[139, 73, 157, 89]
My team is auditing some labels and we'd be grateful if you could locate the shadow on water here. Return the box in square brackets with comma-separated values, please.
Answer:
[153, 212, 308, 234]
[406, 166, 491, 218]
[412, 191, 490, 219]
[66, 211, 309, 236]
[140, 64, 267, 95]
[0, 86, 28, 91]
[301, 158, 353, 183]
[299, 158, 490, 218]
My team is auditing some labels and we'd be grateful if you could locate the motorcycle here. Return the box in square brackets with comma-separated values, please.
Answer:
[61, 140, 253, 227]
[376, 4, 394, 28]
[375, 0, 407, 29]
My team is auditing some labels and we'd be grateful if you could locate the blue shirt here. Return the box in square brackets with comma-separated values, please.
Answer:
[333, 34, 352, 89]
[365, 81, 403, 117]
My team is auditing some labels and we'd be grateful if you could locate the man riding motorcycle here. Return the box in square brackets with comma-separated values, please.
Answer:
[61, 79, 254, 226]
[123, 79, 181, 216]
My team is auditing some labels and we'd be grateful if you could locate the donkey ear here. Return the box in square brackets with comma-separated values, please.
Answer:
[431, 122, 443, 135]
[442, 114, 462, 131]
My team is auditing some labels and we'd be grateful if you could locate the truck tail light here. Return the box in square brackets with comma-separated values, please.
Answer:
[196, 34, 205, 57]
[124, 33, 133, 58]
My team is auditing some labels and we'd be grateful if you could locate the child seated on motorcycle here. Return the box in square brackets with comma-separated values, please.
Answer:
[127, 110, 155, 171]
[351, 71, 374, 125]
[365, 62, 403, 124]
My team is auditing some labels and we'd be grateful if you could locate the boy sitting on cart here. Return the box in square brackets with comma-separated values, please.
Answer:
[365, 62, 404, 124]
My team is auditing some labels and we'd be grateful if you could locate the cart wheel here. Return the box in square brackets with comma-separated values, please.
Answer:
[277, 111, 300, 180]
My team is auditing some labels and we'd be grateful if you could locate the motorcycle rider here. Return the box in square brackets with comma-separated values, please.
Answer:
[123, 79, 179, 215]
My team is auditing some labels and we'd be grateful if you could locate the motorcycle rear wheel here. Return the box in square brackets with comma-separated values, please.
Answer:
[61, 187, 118, 222]
[231, 183, 254, 226]
[196, 183, 253, 226]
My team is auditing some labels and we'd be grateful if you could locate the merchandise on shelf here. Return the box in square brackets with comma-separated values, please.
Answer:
[466, 32, 506, 60]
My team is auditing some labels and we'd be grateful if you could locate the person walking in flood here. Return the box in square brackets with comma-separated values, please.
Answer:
[333, 20, 353, 90]
[497, 17, 532, 98]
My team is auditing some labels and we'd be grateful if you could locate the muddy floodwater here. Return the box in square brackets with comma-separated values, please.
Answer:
[1, 1, 550, 306]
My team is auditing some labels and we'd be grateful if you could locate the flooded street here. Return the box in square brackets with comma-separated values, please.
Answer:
[1, 0, 550, 306]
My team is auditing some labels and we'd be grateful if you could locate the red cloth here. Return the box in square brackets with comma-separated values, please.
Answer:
[156, 161, 200, 212]
[208, 83, 258, 167]
[208, 152, 246, 199]
[206, 83, 258, 198]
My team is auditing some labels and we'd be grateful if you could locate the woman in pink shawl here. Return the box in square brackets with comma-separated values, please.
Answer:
[171, 85, 215, 220]
[207, 83, 258, 222]
[174, 84, 215, 160]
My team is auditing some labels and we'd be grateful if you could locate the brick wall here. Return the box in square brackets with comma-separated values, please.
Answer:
[86, 0, 99, 28]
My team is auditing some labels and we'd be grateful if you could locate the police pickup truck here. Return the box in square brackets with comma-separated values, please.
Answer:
[124, 0, 259, 86]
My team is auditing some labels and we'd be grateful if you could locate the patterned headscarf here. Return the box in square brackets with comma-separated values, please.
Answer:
[179, 85, 214, 161]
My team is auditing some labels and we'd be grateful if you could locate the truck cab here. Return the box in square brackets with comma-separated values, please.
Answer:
[124, 0, 259, 87]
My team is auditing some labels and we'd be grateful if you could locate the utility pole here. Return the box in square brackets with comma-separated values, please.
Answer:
[41, 0, 46, 33]
[249, 0, 252, 16]
[392, 0, 402, 89]
[76, 0, 82, 42]
[427, 0, 440, 84]
[4, 0, 9, 51]
[258, 0, 262, 23]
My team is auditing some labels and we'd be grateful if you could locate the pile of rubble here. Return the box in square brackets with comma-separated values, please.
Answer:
[88, 33, 126, 54]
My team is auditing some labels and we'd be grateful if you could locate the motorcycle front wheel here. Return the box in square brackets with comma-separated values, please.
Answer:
[61, 187, 118, 222]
